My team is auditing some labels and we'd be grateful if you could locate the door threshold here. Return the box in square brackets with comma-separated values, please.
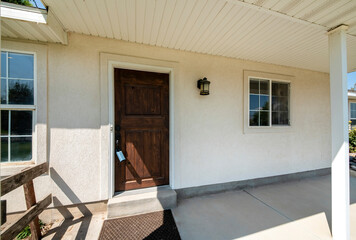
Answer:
[113, 185, 171, 198]
[108, 185, 176, 219]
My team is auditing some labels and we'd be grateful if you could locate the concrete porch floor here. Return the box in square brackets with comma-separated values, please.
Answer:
[43, 174, 356, 240]
[172, 174, 356, 240]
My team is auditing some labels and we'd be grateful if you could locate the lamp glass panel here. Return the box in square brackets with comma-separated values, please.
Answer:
[204, 82, 209, 91]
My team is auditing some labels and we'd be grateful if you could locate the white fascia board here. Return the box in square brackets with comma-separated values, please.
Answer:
[0, 2, 47, 24]
[0, 2, 67, 45]
[348, 92, 356, 99]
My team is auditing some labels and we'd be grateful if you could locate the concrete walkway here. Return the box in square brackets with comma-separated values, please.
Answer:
[172, 174, 356, 240]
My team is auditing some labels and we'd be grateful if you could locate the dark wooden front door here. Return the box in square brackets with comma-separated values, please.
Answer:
[114, 68, 169, 191]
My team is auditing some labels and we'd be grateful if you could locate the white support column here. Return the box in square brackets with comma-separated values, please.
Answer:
[328, 24, 350, 240]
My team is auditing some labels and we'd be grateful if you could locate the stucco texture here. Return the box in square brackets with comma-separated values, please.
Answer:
[1, 33, 331, 212]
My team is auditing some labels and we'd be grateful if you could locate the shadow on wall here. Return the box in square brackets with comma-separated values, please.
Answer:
[50, 167, 92, 215]
[48, 168, 94, 239]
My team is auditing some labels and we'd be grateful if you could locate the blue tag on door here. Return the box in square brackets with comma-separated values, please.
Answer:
[116, 151, 126, 162]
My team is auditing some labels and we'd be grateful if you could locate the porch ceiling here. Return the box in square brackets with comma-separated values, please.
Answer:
[3, 0, 356, 73]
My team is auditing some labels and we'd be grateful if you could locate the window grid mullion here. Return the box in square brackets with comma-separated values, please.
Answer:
[270, 81, 272, 127]
[8, 110, 11, 162]
[6, 52, 9, 105]
[288, 83, 291, 125]
[8, 135, 32, 137]
[7, 77, 34, 81]
[258, 80, 260, 126]
[0, 105, 36, 110]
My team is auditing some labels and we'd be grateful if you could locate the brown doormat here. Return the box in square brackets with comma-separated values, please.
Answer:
[99, 210, 181, 240]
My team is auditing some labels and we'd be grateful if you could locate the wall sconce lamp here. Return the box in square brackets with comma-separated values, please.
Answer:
[197, 77, 210, 95]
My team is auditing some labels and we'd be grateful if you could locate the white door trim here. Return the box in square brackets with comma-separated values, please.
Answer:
[100, 53, 178, 199]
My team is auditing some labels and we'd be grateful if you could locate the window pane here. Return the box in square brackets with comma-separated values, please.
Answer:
[279, 97, 288, 111]
[11, 111, 32, 135]
[260, 95, 269, 110]
[250, 80, 259, 94]
[272, 97, 278, 111]
[272, 82, 288, 96]
[272, 82, 290, 126]
[260, 111, 269, 126]
[10, 137, 32, 161]
[1, 137, 8, 162]
[351, 110, 356, 119]
[1, 78, 7, 104]
[8, 80, 34, 105]
[351, 120, 356, 130]
[260, 80, 269, 95]
[1, 52, 6, 78]
[1, 110, 9, 136]
[351, 103, 356, 111]
[249, 111, 259, 126]
[272, 96, 288, 111]
[249, 78, 271, 127]
[280, 112, 289, 125]
[8, 53, 34, 79]
[272, 111, 289, 125]
[272, 112, 279, 125]
[250, 94, 259, 110]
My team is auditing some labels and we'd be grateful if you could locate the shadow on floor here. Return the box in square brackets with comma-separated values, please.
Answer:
[43, 197, 92, 240]
[45, 216, 92, 240]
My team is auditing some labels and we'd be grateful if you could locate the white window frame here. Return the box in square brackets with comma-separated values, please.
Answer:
[1, 49, 37, 165]
[248, 77, 291, 127]
[244, 70, 294, 134]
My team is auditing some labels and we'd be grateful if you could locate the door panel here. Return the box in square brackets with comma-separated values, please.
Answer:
[124, 85, 161, 115]
[114, 69, 169, 191]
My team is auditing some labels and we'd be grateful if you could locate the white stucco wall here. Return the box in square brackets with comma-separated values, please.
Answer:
[1, 33, 331, 212]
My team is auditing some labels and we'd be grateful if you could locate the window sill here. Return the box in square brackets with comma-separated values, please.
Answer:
[244, 125, 293, 134]
[1, 161, 35, 177]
